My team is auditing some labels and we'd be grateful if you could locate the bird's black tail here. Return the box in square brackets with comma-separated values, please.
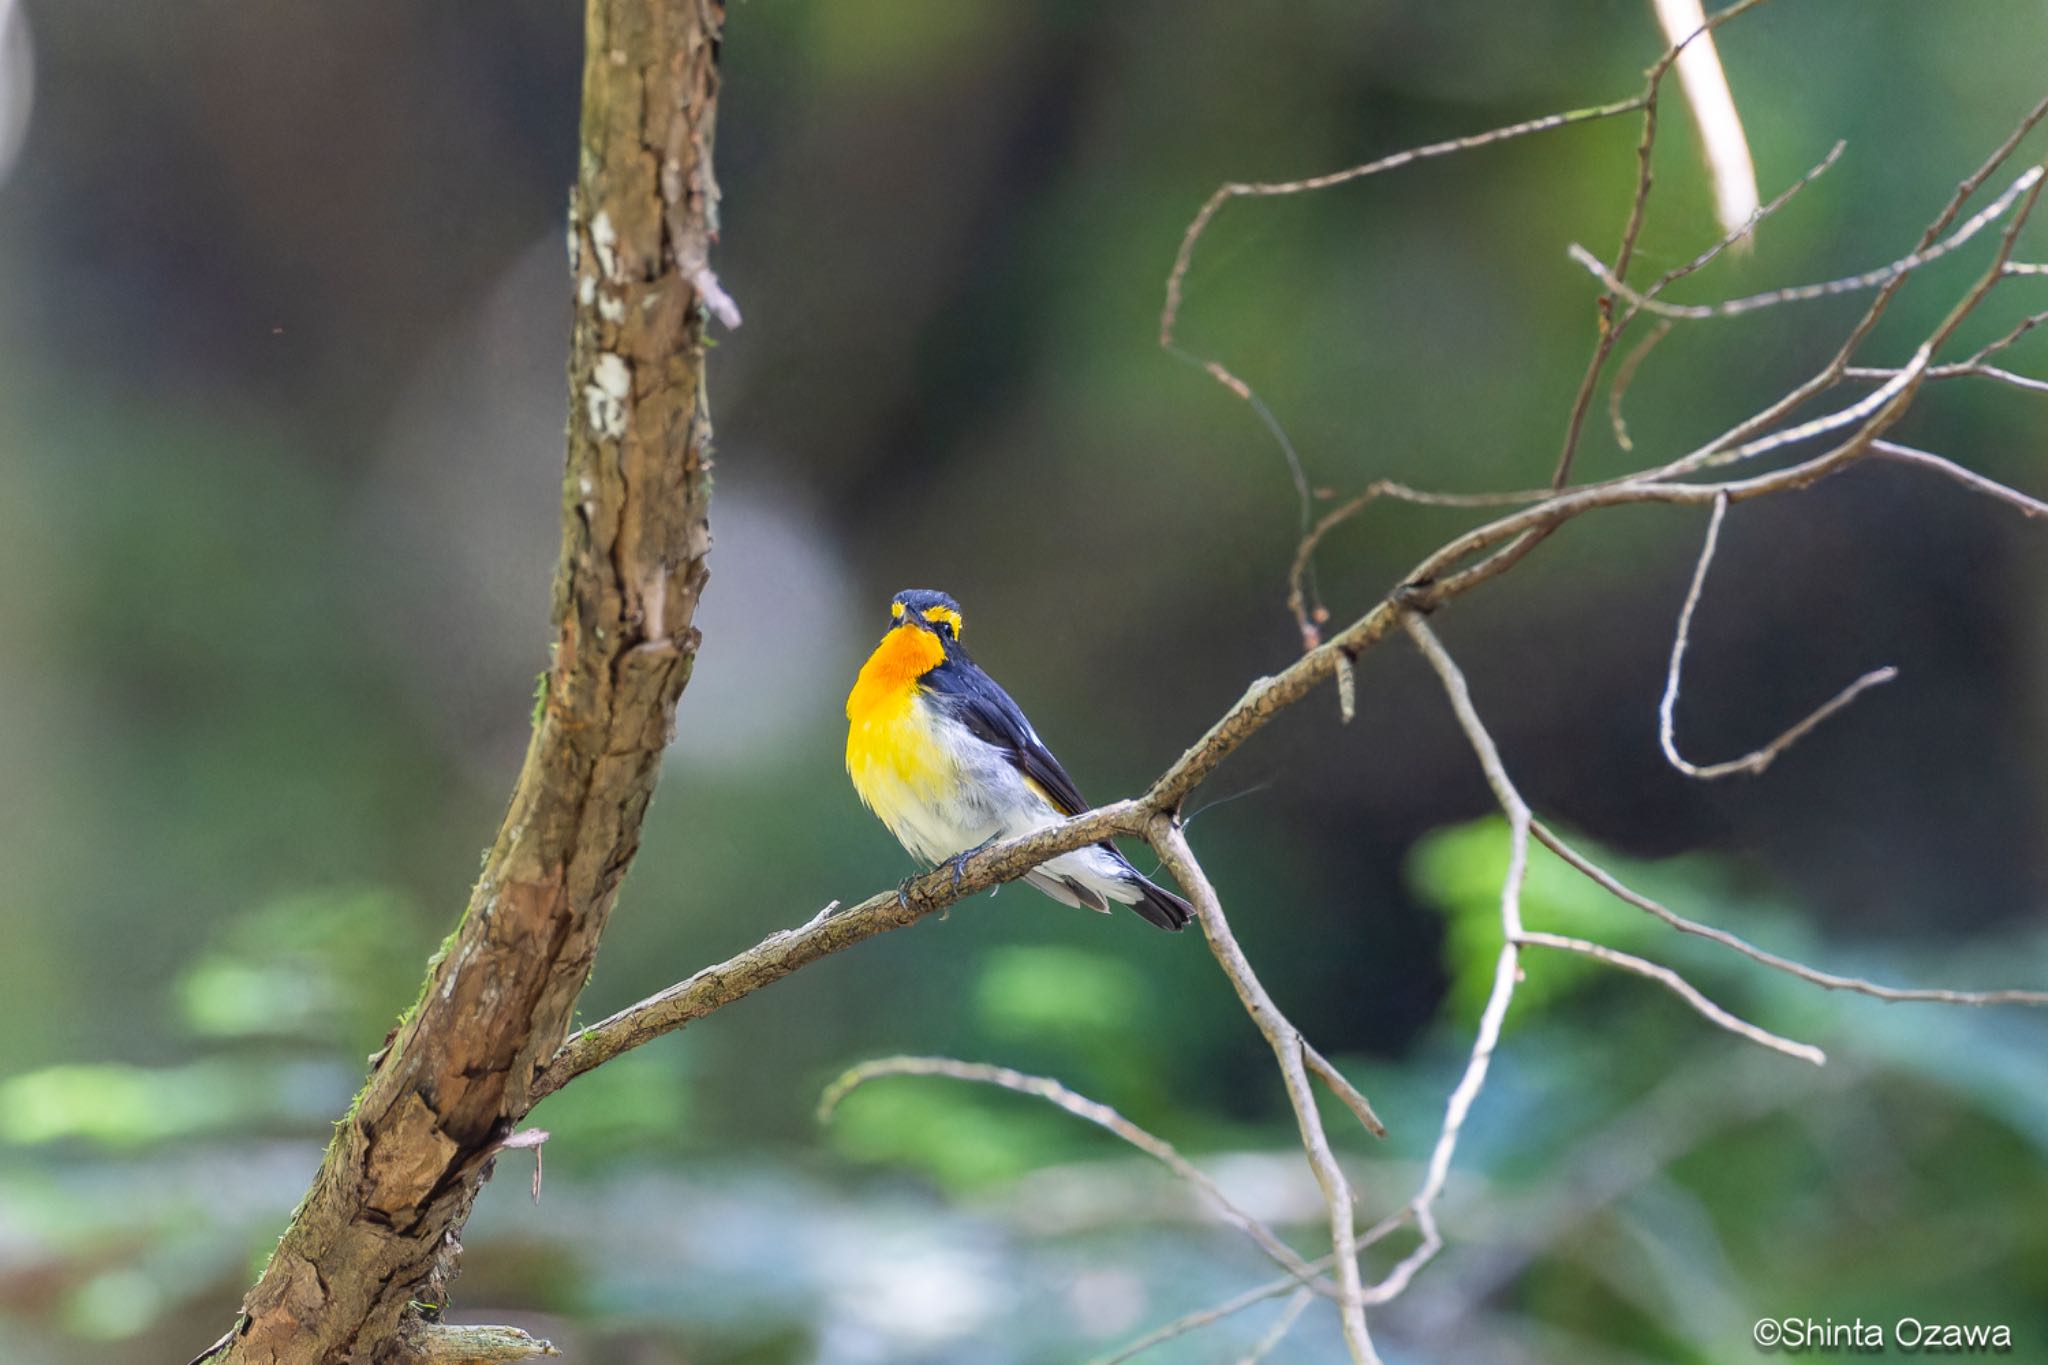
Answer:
[1126, 874, 1193, 932]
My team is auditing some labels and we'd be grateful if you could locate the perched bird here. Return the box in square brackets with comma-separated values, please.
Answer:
[845, 589, 1192, 931]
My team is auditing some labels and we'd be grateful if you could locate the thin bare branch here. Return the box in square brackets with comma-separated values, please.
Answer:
[1090, 1262, 1333, 1365]
[1160, 96, 1646, 349]
[1568, 165, 2045, 320]
[1690, 348, 1929, 472]
[1847, 360, 2048, 397]
[1515, 931, 1826, 1064]
[1608, 319, 1673, 452]
[1367, 614, 1532, 1306]
[1595, 141, 1843, 464]
[1101, 1209, 1424, 1362]
[1238, 1288, 1316, 1365]
[1659, 494, 1898, 779]
[533, 797, 1149, 1100]
[1549, 0, 1782, 490]
[1549, 63, 1666, 492]
[1968, 365, 2048, 392]
[818, 1057, 1327, 1287]
[1644, 90, 2048, 480]
[1965, 304, 2048, 364]
[1172, 75, 1645, 582]
[1287, 479, 1548, 649]
[1169, 350, 1322, 609]
[1302, 1042, 1387, 1140]
[1531, 821, 2048, 1007]
[1152, 819, 1380, 1364]
[1868, 439, 2048, 517]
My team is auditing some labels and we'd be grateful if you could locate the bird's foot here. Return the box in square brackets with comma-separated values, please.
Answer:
[941, 837, 999, 887]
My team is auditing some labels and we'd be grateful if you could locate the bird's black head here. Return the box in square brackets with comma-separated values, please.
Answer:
[888, 588, 963, 642]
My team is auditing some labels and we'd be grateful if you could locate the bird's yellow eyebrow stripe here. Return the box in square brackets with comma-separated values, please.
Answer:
[922, 606, 962, 636]
[891, 601, 906, 620]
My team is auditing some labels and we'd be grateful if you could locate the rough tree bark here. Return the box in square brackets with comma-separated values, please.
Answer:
[203, 2, 726, 1360]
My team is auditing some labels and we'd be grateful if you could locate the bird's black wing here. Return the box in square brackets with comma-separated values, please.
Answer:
[922, 650, 1091, 815]
[924, 646, 1194, 932]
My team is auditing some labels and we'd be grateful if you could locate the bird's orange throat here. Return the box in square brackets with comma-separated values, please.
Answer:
[846, 625, 944, 725]
[846, 626, 950, 807]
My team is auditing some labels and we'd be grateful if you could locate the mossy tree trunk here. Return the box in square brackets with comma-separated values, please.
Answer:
[204, 2, 726, 1360]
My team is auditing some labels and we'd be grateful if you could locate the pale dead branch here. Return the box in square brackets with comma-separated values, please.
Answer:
[1567, 165, 2045, 320]
[1651, 0, 1760, 239]
[1531, 821, 2048, 1007]
[1659, 493, 1899, 779]
[1515, 931, 1826, 1064]
[817, 1056, 1329, 1289]
[1153, 820, 1381, 1363]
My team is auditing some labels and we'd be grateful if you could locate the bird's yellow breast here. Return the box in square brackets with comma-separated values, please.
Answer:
[846, 625, 953, 814]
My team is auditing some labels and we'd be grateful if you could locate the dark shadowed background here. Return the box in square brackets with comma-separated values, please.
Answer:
[1, 2, 2044, 1361]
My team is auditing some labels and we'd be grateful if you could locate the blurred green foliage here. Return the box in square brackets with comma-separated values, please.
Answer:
[175, 887, 429, 1044]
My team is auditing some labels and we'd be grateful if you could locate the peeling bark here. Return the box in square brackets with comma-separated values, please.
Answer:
[206, 2, 726, 1360]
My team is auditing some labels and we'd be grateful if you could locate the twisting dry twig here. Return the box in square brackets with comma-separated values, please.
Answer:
[1416, 128, 2048, 606]
[1378, 613, 1848, 1295]
[1089, 1260, 1335, 1365]
[1662, 89, 2048, 476]
[817, 1057, 1330, 1289]
[1968, 302, 2048, 361]
[1530, 821, 2048, 1007]
[1515, 932, 1825, 1064]
[1607, 319, 1673, 453]
[1364, 613, 1534, 1306]
[1601, 134, 1844, 467]
[1160, 96, 1647, 351]
[1868, 440, 2048, 517]
[1635, 139, 1846, 310]
[1549, 57, 1668, 492]
[1659, 493, 1898, 779]
[1162, 91, 1650, 628]
[1286, 479, 1545, 649]
[1838, 299, 2048, 397]
[1549, 0, 1781, 491]
[1302, 1043, 1387, 1139]
[1161, 90, 1655, 617]
[1850, 361, 2048, 396]
[1568, 165, 2046, 320]
[1152, 818, 1380, 1364]
[1238, 1287, 1316, 1365]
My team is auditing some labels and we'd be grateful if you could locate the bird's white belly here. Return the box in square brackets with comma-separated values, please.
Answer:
[852, 696, 1137, 911]
[856, 707, 1054, 866]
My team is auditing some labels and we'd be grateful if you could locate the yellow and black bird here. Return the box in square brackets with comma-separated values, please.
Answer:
[846, 589, 1192, 931]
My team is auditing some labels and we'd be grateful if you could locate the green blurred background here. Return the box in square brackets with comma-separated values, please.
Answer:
[1, 1, 2044, 1361]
